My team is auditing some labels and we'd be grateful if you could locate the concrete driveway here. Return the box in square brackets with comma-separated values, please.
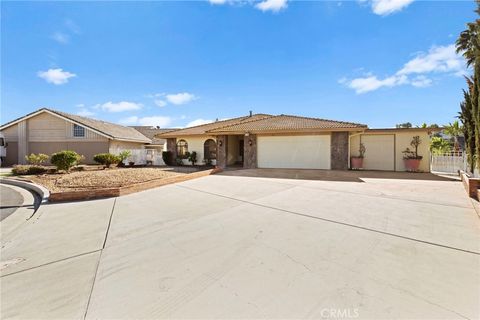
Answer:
[1, 170, 479, 319]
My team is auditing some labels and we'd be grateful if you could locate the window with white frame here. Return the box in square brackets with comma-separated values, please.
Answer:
[73, 124, 85, 137]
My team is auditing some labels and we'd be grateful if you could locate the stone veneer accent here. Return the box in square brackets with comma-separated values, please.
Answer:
[216, 135, 228, 168]
[166, 138, 177, 159]
[244, 134, 257, 169]
[330, 132, 349, 170]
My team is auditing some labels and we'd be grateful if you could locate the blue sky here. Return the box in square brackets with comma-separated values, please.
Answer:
[1, 0, 476, 128]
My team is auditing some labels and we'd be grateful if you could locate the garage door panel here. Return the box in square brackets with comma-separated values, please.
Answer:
[257, 136, 330, 169]
[362, 135, 395, 171]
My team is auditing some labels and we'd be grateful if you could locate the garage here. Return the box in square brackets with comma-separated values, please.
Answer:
[257, 135, 331, 169]
[361, 134, 395, 171]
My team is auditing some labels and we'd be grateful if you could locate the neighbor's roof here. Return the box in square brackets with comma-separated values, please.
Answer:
[130, 126, 176, 145]
[158, 114, 272, 137]
[206, 114, 367, 134]
[0, 108, 151, 143]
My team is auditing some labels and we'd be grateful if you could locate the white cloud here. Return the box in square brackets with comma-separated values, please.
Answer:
[96, 101, 142, 112]
[209, 0, 227, 4]
[369, 0, 414, 16]
[255, 0, 288, 12]
[37, 68, 76, 85]
[65, 19, 81, 35]
[51, 32, 69, 44]
[186, 119, 214, 127]
[348, 74, 408, 94]
[77, 109, 95, 117]
[343, 44, 465, 94]
[410, 75, 432, 88]
[154, 99, 167, 107]
[166, 92, 197, 105]
[119, 115, 172, 127]
[397, 44, 462, 75]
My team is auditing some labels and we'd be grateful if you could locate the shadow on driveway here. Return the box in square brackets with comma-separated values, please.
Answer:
[217, 168, 459, 182]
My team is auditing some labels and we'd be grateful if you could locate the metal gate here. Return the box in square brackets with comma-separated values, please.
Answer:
[430, 152, 466, 174]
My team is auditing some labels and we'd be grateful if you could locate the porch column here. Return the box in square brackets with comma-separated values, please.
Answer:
[216, 135, 228, 168]
[166, 138, 177, 160]
[244, 134, 257, 169]
[330, 132, 349, 170]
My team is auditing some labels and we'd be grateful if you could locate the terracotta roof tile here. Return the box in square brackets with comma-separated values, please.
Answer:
[207, 114, 367, 133]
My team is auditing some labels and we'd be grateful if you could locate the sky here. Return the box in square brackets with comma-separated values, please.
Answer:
[1, 0, 477, 128]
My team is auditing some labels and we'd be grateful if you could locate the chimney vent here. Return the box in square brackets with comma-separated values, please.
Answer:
[249, 110, 253, 117]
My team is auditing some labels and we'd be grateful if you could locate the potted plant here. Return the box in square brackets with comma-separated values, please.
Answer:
[351, 143, 366, 170]
[188, 151, 197, 166]
[403, 136, 423, 172]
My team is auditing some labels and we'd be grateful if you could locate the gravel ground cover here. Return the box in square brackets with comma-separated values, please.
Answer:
[26, 168, 190, 192]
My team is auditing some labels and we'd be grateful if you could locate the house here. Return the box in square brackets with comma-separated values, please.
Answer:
[0, 108, 151, 165]
[158, 113, 434, 172]
[129, 126, 176, 152]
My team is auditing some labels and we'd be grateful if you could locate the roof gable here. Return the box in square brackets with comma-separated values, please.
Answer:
[1, 108, 151, 143]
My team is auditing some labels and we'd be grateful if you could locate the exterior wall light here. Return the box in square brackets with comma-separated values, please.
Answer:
[248, 139, 253, 146]
[219, 140, 223, 147]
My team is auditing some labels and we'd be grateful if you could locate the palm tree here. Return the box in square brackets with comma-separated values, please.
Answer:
[444, 121, 463, 151]
[456, 1, 480, 173]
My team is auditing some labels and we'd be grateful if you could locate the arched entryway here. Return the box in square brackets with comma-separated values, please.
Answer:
[204, 139, 217, 164]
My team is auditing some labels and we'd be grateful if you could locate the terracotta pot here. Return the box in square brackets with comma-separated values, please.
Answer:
[404, 158, 421, 172]
[351, 157, 364, 169]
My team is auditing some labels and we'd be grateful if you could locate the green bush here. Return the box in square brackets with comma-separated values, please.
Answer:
[12, 165, 48, 175]
[117, 150, 132, 167]
[93, 153, 121, 168]
[25, 153, 49, 165]
[162, 151, 173, 166]
[188, 151, 197, 166]
[50, 150, 81, 172]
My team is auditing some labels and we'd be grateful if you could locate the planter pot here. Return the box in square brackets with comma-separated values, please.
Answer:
[351, 157, 364, 169]
[404, 158, 421, 172]
[211, 159, 217, 166]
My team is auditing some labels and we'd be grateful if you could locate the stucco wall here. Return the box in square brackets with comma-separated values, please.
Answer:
[176, 136, 217, 165]
[349, 131, 431, 172]
[109, 141, 146, 153]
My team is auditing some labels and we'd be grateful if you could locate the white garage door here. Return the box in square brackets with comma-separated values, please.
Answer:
[361, 135, 395, 171]
[257, 135, 331, 169]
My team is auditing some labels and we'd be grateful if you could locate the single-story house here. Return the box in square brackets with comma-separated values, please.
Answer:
[158, 113, 435, 172]
[0, 108, 151, 165]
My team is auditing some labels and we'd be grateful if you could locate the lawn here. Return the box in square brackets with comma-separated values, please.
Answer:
[25, 167, 192, 192]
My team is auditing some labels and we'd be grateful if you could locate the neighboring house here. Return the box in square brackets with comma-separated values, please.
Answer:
[158, 113, 435, 172]
[0, 108, 151, 165]
[129, 126, 176, 152]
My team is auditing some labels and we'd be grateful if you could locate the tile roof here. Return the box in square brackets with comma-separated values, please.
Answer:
[157, 114, 272, 137]
[206, 114, 367, 133]
[130, 126, 176, 145]
[1, 108, 151, 143]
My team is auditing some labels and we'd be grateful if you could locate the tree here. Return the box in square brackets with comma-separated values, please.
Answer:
[456, 1, 480, 173]
[430, 137, 452, 155]
[396, 122, 412, 128]
[444, 120, 463, 151]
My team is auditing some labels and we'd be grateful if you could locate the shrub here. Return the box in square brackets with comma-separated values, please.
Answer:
[175, 157, 184, 166]
[162, 151, 173, 166]
[118, 150, 132, 167]
[188, 151, 197, 166]
[25, 153, 49, 165]
[93, 153, 121, 168]
[12, 165, 47, 175]
[51, 150, 81, 172]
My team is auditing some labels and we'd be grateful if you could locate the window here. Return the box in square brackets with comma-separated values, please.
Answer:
[177, 139, 188, 157]
[204, 139, 217, 160]
[73, 124, 85, 137]
[0, 138, 4, 147]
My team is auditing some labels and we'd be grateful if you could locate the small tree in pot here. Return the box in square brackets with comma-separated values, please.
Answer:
[351, 143, 366, 170]
[402, 136, 423, 172]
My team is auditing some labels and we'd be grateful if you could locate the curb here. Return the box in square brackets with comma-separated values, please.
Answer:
[0, 178, 50, 204]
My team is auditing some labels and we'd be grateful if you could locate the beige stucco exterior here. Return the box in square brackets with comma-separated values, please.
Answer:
[349, 130, 431, 172]
[175, 136, 217, 165]
[0, 111, 147, 165]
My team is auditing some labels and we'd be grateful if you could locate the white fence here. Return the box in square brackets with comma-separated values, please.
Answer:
[111, 148, 165, 166]
[430, 152, 466, 174]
